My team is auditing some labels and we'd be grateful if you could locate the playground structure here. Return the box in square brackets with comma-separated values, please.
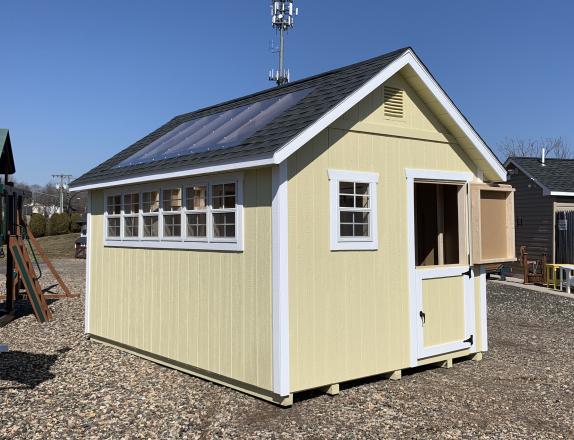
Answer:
[0, 129, 77, 324]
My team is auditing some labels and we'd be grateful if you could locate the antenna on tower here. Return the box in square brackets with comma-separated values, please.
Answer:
[268, 1, 298, 87]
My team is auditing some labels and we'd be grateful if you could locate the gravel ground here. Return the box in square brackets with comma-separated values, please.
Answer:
[1, 260, 573, 439]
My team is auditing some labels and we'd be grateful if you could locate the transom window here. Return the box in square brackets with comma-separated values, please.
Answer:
[104, 176, 243, 251]
[328, 170, 379, 251]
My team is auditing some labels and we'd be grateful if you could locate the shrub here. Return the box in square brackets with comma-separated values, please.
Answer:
[47, 213, 70, 236]
[70, 212, 83, 233]
[29, 213, 47, 237]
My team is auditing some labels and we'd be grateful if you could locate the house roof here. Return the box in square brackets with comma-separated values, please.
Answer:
[506, 157, 574, 195]
[70, 47, 506, 190]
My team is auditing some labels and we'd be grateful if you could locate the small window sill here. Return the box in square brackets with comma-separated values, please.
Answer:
[104, 240, 243, 252]
[330, 240, 378, 251]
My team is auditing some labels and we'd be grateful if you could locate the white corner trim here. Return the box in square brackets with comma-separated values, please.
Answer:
[479, 265, 488, 352]
[273, 50, 506, 182]
[405, 168, 473, 182]
[406, 175, 418, 367]
[328, 169, 379, 251]
[70, 156, 273, 191]
[84, 192, 92, 334]
[272, 161, 290, 396]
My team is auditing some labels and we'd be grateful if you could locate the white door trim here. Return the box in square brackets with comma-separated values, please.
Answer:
[406, 168, 475, 366]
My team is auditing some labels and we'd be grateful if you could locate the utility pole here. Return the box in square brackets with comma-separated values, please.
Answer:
[52, 174, 72, 214]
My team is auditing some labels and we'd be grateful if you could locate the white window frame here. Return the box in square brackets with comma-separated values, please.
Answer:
[183, 183, 209, 242]
[328, 169, 379, 251]
[141, 189, 160, 241]
[103, 173, 244, 252]
[122, 192, 140, 241]
[104, 193, 122, 241]
[160, 187, 183, 241]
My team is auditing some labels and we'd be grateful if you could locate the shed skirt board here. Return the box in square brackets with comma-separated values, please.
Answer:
[414, 266, 476, 359]
[89, 335, 293, 407]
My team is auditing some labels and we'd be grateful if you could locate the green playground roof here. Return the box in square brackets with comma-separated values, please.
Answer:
[0, 129, 16, 175]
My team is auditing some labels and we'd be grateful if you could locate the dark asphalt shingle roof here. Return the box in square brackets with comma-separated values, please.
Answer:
[71, 47, 409, 187]
[508, 157, 574, 193]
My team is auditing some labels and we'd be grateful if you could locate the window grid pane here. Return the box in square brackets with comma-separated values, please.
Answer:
[163, 214, 181, 237]
[338, 181, 371, 239]
[186, 185, 207, 210]
[162, 189, 182, 212]
[124, 216, 139, 237]
[187, 213, 207, 238]
[124, 193, 140, 214]
[142, 191, 159, 213]
[212, 183, 236, 209]
[107, 195, 121, 215]
[143, 215, 159, 237]
[107, 217, 120, 237]
[213, 212, 236, 238]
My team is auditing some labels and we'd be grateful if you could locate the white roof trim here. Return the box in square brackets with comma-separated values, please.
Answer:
[550, 191, 574, 197]
[70, 156, 274, 191]
[273, 49, 506, 182]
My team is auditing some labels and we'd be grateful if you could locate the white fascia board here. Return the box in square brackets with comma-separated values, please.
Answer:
[70, 156, 274, 191]
[549, 191, 574, 197]
[273, 50, 506, 182]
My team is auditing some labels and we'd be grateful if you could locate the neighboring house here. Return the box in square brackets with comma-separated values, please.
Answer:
[25, 201, 59, 217]
[70, 47, 515, 406]
[505, 156, 574, 272]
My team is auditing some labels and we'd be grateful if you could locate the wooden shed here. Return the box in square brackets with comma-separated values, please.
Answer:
[505, 157, 574, 273]
[70, 47, 514, 405]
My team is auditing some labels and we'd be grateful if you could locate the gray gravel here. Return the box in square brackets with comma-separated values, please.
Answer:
[1, 260, 573, 439]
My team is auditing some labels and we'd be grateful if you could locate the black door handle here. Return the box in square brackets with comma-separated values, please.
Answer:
[419, 310, 426, 324]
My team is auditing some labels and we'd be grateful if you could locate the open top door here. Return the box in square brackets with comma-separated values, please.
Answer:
[470, 184, 516, 264]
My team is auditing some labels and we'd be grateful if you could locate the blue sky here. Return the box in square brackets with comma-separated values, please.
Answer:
[1, 1, 572, 184]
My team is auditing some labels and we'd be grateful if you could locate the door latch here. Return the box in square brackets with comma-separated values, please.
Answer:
[462, 268, 472, 278]
[419, 310, 426, 324]
[463, 334, 474, 345]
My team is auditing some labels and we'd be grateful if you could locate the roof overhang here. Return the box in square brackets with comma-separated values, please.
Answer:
[70, 156, 274, 191]
[71, 49, 506, 191]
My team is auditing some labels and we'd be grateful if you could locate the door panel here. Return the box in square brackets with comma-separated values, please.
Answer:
[415, 266, 475, 359]
[421, 276, 465, 348]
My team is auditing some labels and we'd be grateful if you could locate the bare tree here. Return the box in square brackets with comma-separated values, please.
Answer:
[498, 137, 572, 161]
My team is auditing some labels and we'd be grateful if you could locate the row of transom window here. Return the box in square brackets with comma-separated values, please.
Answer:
[105, 182, 237, 242]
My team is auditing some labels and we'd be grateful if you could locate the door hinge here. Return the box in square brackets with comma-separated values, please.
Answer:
[463, 334, 474, 345]
[462, 268, 472, 278]
[419, 310, 426, 324]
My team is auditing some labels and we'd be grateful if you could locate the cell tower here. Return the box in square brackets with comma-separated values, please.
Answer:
[268, 1, 298, 87]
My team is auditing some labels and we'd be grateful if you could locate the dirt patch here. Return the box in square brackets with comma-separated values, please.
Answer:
[0, 264, 573, 438]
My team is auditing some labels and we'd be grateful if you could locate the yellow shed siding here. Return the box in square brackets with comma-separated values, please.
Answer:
[287, 122, 482, 392]
[88, 168, 274, 391]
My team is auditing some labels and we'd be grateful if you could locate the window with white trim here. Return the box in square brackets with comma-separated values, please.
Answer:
[123, 192, 140, 238]
[185, 184, 207, 240]
[162, 188, 182, 238]
[142, 190, 159, 238]
[105, 194, 121, 239]
[103, 175, 243, 251]
[328, 170, 379, 251]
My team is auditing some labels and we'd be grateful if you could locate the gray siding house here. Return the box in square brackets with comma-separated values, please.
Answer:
[505, 157, 574, 273]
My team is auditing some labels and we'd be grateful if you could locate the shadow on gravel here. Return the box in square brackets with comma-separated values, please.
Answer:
[0, 347, 70, 390]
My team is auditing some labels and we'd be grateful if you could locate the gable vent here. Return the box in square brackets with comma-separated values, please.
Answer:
[383, 86, 404, 118]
